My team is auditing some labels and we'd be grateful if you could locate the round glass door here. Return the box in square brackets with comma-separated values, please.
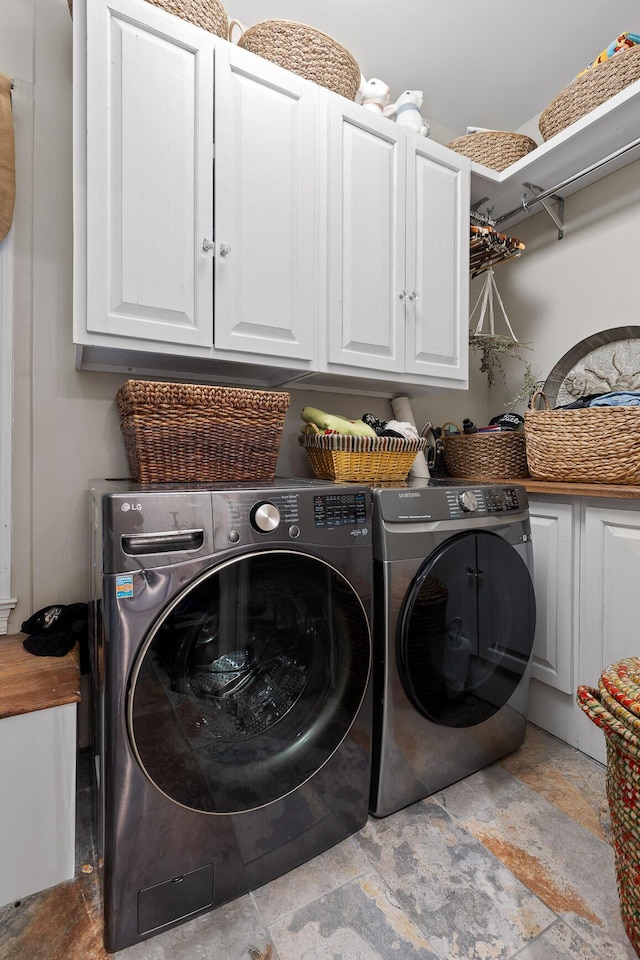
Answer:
[398, 531, 535, 728]
[127, 550, 370, 814]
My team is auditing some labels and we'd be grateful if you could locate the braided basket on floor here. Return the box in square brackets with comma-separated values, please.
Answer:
[577, 658, 640, 955]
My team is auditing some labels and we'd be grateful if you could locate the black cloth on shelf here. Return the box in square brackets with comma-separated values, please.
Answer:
[21, 602, 89, 670]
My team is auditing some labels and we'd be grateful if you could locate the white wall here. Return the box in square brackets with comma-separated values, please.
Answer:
[2, 0, 638, 634]
[489, 158, 640, 408]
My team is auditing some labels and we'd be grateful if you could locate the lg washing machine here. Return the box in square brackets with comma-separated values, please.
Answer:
[88, 478, 373, 952]
[369, 478, 536, 818]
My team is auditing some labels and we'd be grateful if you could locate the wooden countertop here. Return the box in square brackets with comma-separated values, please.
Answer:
[517, 479, 640, 500]
[0, 633, 81, 720]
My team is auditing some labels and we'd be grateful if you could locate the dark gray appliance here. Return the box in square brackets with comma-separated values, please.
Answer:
[369, 479, 535, 818]
[88, 479, 373, 952]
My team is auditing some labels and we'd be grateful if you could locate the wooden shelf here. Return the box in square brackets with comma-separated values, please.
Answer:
[467, 79, 640, 228]
[0, 634, 81, 720]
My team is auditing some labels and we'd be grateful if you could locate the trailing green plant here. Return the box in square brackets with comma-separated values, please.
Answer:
[508, 361, 544, 408]
[469, 332, 531, 389]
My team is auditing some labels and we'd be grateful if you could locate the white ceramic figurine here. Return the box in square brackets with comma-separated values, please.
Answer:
[384, 89, 430, 137]
[357, 76, 391, 114]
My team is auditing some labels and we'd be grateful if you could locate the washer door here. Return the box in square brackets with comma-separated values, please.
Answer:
[398, 530, 535, 728]
[127, 550, 370, 814]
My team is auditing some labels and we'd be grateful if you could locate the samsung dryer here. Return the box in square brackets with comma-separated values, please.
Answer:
[88, 478, 373, 952]
[369, 479, 536, 818]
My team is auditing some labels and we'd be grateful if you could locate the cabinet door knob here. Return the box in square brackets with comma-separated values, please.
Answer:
[408, 290, 419, 301]
[398, 290, 408, 301]
[219, 243, 231, 257]
[202, 238, 214, 252]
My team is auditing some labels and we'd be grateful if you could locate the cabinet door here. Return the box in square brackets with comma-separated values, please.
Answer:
[213, 44, 319, 362]
[404, 137, 469, 384]
[528, 500, 576, 694]
[579, 501, 640, 764]
[85, 0, 214, 346]
[326, 101, 406, 372]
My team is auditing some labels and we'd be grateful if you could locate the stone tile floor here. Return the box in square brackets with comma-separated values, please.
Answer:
[0, 723, 637, 960]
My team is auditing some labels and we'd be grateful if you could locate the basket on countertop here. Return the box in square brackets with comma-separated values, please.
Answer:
[116, 379, 290, 483]
[67, 0, 229, 37]
[440, 422, 529, 481]
[229, 19, 361, 100]
[577, 658, 640, 954]
[539, 44, 640, 141]
[523, 391, 640, 484]
[445, 131, 538, 172]
[299, 426, 427, 482]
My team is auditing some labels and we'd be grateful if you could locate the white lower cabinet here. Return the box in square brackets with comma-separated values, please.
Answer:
[529, 496, 640, 764]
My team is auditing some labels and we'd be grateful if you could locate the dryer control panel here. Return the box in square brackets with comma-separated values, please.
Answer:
[446, 485, 523, 519]
[373, 480, 528, 524]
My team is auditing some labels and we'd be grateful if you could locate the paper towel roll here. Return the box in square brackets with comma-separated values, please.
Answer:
[391, 396, 430, 479]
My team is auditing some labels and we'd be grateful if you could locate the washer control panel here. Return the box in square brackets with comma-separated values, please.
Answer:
[212, 484, 371, 549]
[313, 491, 368, 528]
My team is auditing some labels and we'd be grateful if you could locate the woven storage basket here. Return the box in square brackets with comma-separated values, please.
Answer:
[299, 428, 427, 482]
[67, 0, 229, 37]
[116, 380, 290, 483]
[540, 44, 640, 141]
[577, 659, 640, 955]
[524, 391, 640, 484]
[445, 131, 537, 172]
[230, 19, 361, 100]
[440, 422, 529, 481]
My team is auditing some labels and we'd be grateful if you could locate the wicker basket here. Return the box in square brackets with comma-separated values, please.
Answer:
[440, 423, 529, 481]
[299, 429, 427, 482]
[577, 659, 640, 955]
[539, 44, 640, 141]
[524, 391, 640, 484]
[229, 19, 361, 100]
[67, 0, 229, 37]
[116, 380, 290, 483]
[445, 131, 538, 172]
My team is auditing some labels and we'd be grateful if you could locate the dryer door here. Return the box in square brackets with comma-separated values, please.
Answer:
[398, 530, 535, 728]
[127, 549, 370, 814]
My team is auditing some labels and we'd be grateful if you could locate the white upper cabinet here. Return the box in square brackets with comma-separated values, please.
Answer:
[325, 99, 469, 389]
[212, 44, 319, 364]
[74, 0, 470, 392]
[326, 103, 407, 373]
[404, 137, 469, 383]
[83, 0, 214, 348]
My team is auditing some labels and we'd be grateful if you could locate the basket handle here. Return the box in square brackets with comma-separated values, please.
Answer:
[529, 390, 550, 411]
[441, 421, 463, 436]
[228, 18, 246, 43]
[576, 684, 640, 754]
[301, 421, 321, 436]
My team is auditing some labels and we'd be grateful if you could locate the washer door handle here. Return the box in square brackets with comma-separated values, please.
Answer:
[122, 528, 205, 556]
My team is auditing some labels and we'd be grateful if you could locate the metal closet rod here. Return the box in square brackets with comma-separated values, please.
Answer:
[492, 135, 640, 227]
